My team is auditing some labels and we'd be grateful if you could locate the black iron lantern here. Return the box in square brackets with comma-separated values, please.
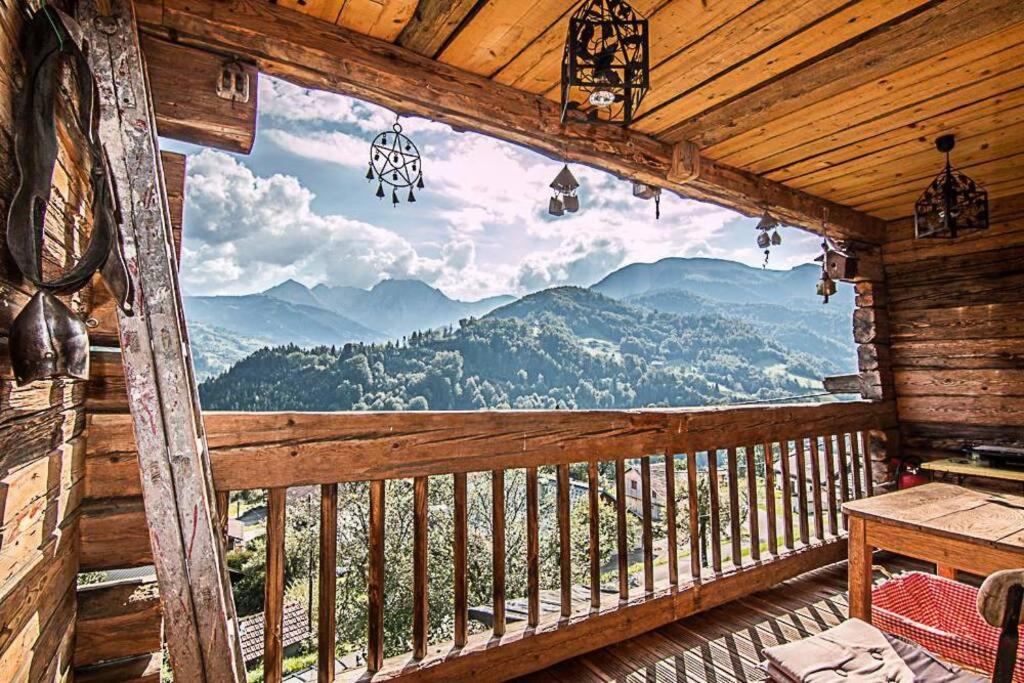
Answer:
[914, 134, 988, 239]
[561, 0, 649, 125]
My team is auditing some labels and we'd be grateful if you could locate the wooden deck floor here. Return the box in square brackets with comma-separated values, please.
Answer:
[517, 559, 889, 683]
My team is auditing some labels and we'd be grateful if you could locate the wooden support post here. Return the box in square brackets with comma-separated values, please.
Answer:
[686, 452, 701, 581]
[413, 477, 429, 656]
[557, 464, 572, 617]
[491, 470, 506, 637]
[526, 468, 540, 627]
[664, 454, 679, 587]
[78, 2, 244, 680]
[587, 461, 601, 610]
[640, 457, 654, 593]
[367, 480, 385, 672]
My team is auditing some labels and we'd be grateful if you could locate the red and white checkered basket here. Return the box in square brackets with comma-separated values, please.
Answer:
[872, 571, 1024, 681]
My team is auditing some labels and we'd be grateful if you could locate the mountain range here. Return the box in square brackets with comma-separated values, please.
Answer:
[185, 258, 856, 381]
[185, 279, 514, 378]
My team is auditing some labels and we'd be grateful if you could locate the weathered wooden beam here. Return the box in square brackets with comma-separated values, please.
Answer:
[74, 578, 162, 668]
[135, 0, 885, 244]
[396, 0, 480, 58]
[141, 34, 257, 153]
[78, 1, 245, 681]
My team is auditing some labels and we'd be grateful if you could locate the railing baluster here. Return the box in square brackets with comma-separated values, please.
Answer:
[664, 453, 679, 587]
[615, 459, 629, 601]
[641, 457, 654, 593]
[492, 470, 506, 636]
[744, 446, 760, 562]
[686, 452, 701, 581]
[557, 463, 572, 617]
[413, 476, 429, 656]
[779, 440, 794, 551]
[526, 467, 540, 627]
[763, 442, 778, 556]
[808, 437, 825, 541]
[821, 436, 839, 536]
[727, 448, 742, 568]
[795, 438, 810, 545]
[318, 484, 337, 683]
[847, 433, 863, 500]
[587, 461, 601, 610]
[453, 473, 468, 646]
[858, 431, 874, 497]
[264, 487, 286, 683]
[708, 450, 722, 573]
[368, 480, 385, 672]
[835, 434, 851, 531]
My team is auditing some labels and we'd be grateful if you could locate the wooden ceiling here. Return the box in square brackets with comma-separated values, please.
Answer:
[271, 0, 1024, 222]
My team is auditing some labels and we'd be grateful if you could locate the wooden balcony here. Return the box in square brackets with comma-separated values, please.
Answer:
[85, 400, 894, 681]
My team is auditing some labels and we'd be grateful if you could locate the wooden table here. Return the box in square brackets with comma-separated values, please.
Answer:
[843, 483, 1024, 622]
[923, 457, 1024, 491]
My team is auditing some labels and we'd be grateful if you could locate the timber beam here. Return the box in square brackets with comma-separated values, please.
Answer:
[135, 0, 886, 244]
[79, 1, 245, 680]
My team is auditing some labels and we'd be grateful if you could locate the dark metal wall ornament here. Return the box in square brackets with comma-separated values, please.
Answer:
[561, 0, 649, 125]
[5, 7, 133, 386]
[755, 209, 782, 267]
[632, 181, 661, 219]
[914, 134, 988, 239]
[366, 115, 424, 207]
[548, 164, 580, 216]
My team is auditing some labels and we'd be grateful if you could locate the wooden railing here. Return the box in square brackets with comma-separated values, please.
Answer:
[202, 400, 895, 682]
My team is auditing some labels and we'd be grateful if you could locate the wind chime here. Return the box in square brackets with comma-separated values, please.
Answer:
[548, 164, 580, 216]
[366, 115, 424, 206]
[755, 209, 782, 267]
[632, 182, 661, 219]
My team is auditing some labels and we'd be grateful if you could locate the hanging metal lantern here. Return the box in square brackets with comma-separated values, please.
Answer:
[632, 181, 661, 219]
[561, 0, 649, 125]
[914, 134, 988, 239]
[549, 164, 580, 216]
[755, 210, 782, 267]
[367, 117, 424, 207]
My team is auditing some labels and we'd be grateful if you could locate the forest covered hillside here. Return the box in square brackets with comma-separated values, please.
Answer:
[198, 286, 844, 411]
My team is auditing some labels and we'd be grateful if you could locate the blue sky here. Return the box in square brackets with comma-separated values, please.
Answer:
[165, 77, 824, 301]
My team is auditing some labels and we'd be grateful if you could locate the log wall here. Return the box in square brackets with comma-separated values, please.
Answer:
[883, 192, 1024, 465]
[0, 3, 88, 680]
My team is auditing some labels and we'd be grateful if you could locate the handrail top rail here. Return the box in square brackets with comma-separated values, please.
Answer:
[87, 400, 894, 490]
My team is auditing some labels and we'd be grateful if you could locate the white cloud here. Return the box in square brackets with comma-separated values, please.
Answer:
[182, 150, 449, 294]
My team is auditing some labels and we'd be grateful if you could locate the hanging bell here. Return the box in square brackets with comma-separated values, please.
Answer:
[9, 290, 89, 385]
[417, 175, 424, 189]
[654, 195, 661, 220]
[366, 164, 374, 180]
[391, 189, 399, 206]
[563, 193, 580, 213]
[375, 183, 385, 199]
[771, 230, 782, 246]
[816, 276, 837, 303]
[407, 188, 416, 203]
[548, 196, 564, 216]
[757, 231, 771, 249]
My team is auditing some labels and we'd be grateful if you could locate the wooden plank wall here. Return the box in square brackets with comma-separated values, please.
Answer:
[883, 192, 1024, 465]
[0, 2, 89, 680]
[73, 154, 186, 681]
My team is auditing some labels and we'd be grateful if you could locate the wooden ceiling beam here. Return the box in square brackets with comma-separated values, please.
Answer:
[136, 0, 886, 244]
[142, 34, 257, 153]
[397, 0, 482, 59]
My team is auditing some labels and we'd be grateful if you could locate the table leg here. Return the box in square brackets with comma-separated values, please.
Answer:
[848, 516, 873, 622]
